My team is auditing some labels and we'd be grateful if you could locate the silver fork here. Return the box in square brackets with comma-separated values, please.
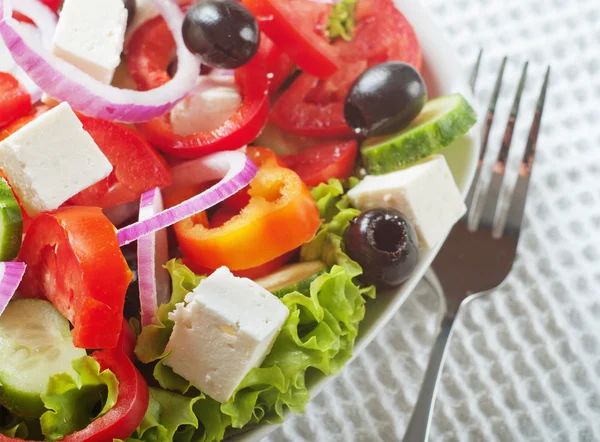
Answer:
[402, 52, 551, 442]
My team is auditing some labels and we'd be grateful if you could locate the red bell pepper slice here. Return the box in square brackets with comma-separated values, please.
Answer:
[126, 15, 269, 159]
[0, 349, 148, 442]
[18, 207, 133, 349]
[0, 73, 31, 129]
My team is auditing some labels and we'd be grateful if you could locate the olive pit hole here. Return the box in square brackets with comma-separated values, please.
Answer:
[372, 220, 406, 254]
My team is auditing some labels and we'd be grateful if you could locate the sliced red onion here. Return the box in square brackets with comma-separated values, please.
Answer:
[306, 0, 343, 3]
[0, 262, 26, 317]
[137, 188, 170, 327]
[1, 0, 57, 103]
[0, 0, 202, 122]
[117, 151, 258, 246]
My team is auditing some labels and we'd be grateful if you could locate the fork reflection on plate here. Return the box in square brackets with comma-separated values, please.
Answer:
[402, 51, 551, 442]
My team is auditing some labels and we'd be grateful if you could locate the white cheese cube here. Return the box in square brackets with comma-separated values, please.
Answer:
[348, 155, 466, 248]
[52, 0, 128, 84]
[170, 76, 242, 137]
[0, 103, 113, 216]
[164, 267, 289, 403]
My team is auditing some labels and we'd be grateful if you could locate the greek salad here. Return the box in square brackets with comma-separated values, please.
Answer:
[0, 0, 477, 440]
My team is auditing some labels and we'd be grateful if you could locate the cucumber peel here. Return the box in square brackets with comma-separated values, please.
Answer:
[0, 300, 86, 419]
[361, 94, 477, 175]
[0, 178, 23, 261]
[255, 261, 326, 296]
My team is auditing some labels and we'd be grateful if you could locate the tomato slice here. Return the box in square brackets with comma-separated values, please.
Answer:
[258, 34, 296, 95]
[270, 0, 422, 137]
[69, 115, 172, 208]
[0, 73, 32, 129]
[243, 0, 338, 79]
[283, 140, 358, 187]
[18, 207, 133, 349]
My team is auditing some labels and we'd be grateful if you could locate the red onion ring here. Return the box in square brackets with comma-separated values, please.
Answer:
[0, 0, 201, 122]
[0, 262, 26, 317]
[137, 188, 170, 327]
[117, 151, 258, 246]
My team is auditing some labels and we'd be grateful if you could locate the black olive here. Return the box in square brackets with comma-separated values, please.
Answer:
[122, 0, 136, 27]
[344, 208, 419, 288]
[182, 0, 260, 69]
[344, 62, 427, 137]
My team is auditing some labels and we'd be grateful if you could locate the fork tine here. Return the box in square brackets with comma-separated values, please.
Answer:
[470, 49, 483, 91]
[463, 56, 508, 218]
[503, 67, 551, 237]
[478, 61, 529, 230]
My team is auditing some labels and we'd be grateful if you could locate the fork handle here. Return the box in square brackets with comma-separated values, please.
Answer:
[402, 313, 455, 442]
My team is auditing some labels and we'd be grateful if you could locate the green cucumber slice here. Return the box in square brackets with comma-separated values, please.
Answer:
[0, 300, 86, 419]
[361, 94, 477, 175]
[255, 261, 326, 297]
[0, 178, 23, 261]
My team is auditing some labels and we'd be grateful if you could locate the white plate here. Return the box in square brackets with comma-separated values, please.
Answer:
[233, 1, 481, 439]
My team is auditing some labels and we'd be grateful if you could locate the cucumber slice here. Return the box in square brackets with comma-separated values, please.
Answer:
[0, 178, 23, 261]
[361, 94, 477, 175]
[255, 261, 325, 296]
[0, 300, 86, 419]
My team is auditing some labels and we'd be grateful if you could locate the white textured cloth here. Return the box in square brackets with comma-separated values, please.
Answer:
[266, 0, 600, 440]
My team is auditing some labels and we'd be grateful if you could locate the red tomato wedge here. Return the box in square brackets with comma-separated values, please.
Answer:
[0, 73, 31, 128]
[258, 34, 296, 95]
[283, 140, 358, 187]
[69, 115, 172, 209]
[271, 0, 422, 137]
[18, 207, 133, 349]
[243, 0, 338, 79]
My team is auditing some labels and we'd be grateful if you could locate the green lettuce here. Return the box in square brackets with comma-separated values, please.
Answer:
[132, 179, 374, 442]
[124, 388, 200, 442]
[328, 0, 358, 41]
[1, 356, 119, 441]
[40, 356, 119, 441]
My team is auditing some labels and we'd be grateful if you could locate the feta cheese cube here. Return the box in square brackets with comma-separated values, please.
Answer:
[348, 155, 466, 248]
[0, 102, 113, 216]
[52, 0, 128, 84]
[170, 76, 242, 137]
[164, 267, 289, 403]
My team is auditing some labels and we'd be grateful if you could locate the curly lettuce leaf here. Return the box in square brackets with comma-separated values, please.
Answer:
[125, 388, 200, 442]
[131, 179, 373, 442]
[328, 0, 358, 41]
[39, 356, 118, 441]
